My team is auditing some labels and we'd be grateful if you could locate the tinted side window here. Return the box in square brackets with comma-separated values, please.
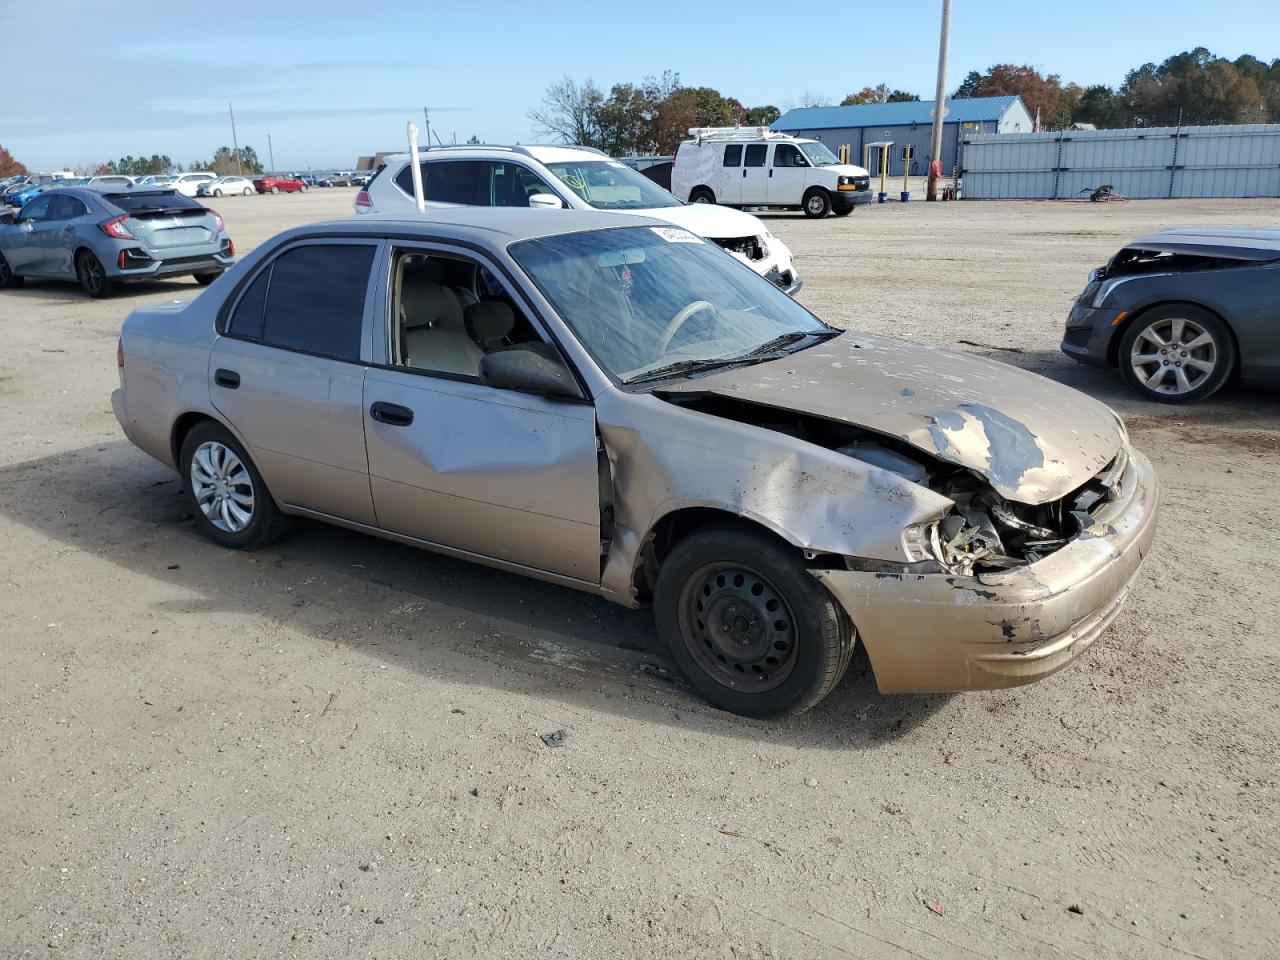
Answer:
[773, 144, 803, 167]
[227, 267, 271, 339]
[261, 245, 375, 361]
[50, 195, 87, 220]
[743, 144, 767, 167]
[394, 162, 428, 197]
[22, 195, 54, 221]
[723, 144, 742, 167]
[424, 161, 489, 205]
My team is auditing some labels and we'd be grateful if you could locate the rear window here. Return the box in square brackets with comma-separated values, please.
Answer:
[744, 144, 767, 167]
[260, 244, 375, 362]
[104, 190, 201, 213]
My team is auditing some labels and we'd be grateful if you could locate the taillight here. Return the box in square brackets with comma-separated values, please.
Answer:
[355, 190, 371, 210]
[226, 239, 235, 257]
[210, 210, 225, 232]
[116, 337, 124, 368]
[100, 215, 136, 240]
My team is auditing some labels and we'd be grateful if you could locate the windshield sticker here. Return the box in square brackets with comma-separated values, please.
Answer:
[651, 227, 702, 244]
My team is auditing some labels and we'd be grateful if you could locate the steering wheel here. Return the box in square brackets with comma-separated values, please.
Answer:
[658, 300, 717, 352]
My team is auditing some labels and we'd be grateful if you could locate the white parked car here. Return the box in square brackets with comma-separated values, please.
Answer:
[198, 176, 255, 197]
[356, 144, 802, 293]
[86, 175, 135, 190]
[170, 172, 218, 197]
[135, 175, 178, 188]
[672, 127, 873, 219]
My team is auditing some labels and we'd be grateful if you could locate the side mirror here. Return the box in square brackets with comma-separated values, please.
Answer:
[480, 348, 583, 400]
[527, 193, 564, 209]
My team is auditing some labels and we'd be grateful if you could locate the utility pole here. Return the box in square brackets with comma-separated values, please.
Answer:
[228, 102, 242, 175]
[926, 0, 952, 201]
[267, 133, 276, 175]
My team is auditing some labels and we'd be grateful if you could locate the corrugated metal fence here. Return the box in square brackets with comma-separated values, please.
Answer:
[960, 124, 1280, 199]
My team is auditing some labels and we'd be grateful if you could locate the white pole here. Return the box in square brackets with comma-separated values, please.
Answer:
[407, 121, 425, 213]
[927, 0, 952, 201]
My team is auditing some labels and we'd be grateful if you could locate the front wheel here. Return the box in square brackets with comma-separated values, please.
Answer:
[803, 189, 831, 218]
[271, 185, 280, 194]
[243, 187, 252, 195]
[0, 250, 23, 288]
[654, 524, 855, 717]
[180, 421, 288, 550]
[76, 250, 113, 298]
[213, 189, 223, 197]
[1118, 304, 1235, 403]
[299, 185, 308, 192]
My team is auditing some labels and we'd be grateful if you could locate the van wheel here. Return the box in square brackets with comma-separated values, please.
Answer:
[654, 524, 855, 718]
[689, 187, 716, 205]
[803, 189, 831, 218]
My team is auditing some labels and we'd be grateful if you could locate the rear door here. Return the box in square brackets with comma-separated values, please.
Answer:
[209, 239, 381, 524]
[45, 194, 88, 277]
[740, 144, 769, 203]
[768, 143, 810, 204]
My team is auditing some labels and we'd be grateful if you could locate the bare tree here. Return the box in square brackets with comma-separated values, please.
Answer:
[528, 76, 604, 146]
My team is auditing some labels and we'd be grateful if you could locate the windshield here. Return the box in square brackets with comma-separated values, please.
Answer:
[511, 225, 832, 382]
[544, 159, 681, 210]
[799, 141, 840, 166]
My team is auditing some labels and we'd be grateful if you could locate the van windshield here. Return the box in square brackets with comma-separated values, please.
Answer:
[799, 142, 840, 166]
[544, 160, 682, 209]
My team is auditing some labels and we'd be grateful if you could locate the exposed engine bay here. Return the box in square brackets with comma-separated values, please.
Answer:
[662, 393, 1122, 575]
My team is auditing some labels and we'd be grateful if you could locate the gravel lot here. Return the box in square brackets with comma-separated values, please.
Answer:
[3, 187, 1278, 959]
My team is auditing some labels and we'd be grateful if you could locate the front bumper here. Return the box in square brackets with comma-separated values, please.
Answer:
[726, 235, 802, 297]
[814, 447, 1159, 693]
[833, 189, 873, 211]
[1061, 301, 1126, 367]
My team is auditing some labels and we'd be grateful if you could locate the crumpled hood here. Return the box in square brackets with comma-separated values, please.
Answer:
[661, 332, 1123, 505]
[641, 202, 771, 240]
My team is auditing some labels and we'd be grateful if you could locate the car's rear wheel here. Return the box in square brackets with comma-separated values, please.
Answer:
[75, 250, 113, 298]
[194, 271, 221, 286]
[689, 187, 716, 205]
[271, 185, 280, 194]
[803, 188, 831, 218]
[180, 421, 287, 550]
[1119, 304, 1235, 403]
[0, 251, 23, 288]
[654, 524, 855, 717]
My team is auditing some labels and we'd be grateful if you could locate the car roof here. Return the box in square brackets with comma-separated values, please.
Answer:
[289, 208, 669, 245]
[1127, 228, 1280, 261]
[378, 144, 610, 167]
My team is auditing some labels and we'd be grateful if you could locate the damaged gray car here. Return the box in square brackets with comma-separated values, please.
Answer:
[112, 209, 1159, 717]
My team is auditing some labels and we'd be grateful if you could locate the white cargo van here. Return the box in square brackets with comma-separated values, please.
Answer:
[672, 127, 872, 218]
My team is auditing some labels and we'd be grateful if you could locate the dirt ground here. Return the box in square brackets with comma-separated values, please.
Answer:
[2, 187, 1278, 960]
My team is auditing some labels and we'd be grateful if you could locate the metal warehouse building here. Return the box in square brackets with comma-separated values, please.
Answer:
[772, 96, 1033, 177]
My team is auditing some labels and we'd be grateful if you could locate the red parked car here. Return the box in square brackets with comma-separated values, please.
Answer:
[253, 174, 307, 195]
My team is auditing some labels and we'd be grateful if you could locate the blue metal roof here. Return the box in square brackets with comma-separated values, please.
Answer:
[772, 96, 1024, 131]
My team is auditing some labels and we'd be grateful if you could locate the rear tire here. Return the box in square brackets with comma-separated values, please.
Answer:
[802, 189, 831, 218]
[654, 524, 855, 717]
[0, 251, 23, 288]
[271, 185, 280, 194]
[180, 421, 288, 550]
[689, 187, 716, 205]
[194, 271, 221, 286]
[75, 250, 113, 298]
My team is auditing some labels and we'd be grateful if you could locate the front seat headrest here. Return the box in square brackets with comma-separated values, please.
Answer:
[465, 300, 515, 347]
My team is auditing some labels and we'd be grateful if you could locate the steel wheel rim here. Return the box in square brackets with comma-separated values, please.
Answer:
[678, 562, 798, 693]
[1129, 316, 1217, 396]
[806, 195, 825, 215]
[694, 193, 710, 204]
[79, 255, 103, 294]
[190, 441, 255, 533]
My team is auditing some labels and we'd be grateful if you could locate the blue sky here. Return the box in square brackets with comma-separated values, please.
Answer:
[6, 0, 1278, 171]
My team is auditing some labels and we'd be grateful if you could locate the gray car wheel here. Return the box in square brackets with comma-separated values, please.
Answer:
[1119, 305, 1235, 403]
[75, 250, 113, 298]
[180, 421, 287, 549]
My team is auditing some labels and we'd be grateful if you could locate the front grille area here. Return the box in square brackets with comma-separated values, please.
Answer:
[713, 235, 766, 261]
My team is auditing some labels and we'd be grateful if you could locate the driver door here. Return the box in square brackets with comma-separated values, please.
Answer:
[769, 143, 811, 204]
[362, 244, 602, 583]
[5, 194, 53, 273]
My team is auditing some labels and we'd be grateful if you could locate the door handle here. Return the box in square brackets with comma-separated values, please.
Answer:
[370, 401, 414, 426]
[769, 169, 773, 177]
[742, 169, 747, 178]
[214, 368, 240, 388]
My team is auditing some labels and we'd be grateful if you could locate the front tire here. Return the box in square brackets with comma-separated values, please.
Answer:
[1118, 304, 1235, 403]
[654, 524, 855, 718]
[180, 421, 287, 550]
[689, 187, 716, 205]
[76, 250, 113, 298]
[243, 187, 252, 195]
[213, 189, 223, 197]
[299, 185, 308, 192]
[0, 250, 23, 288]
[803, 189, 831, 218]
[271, 185, 280, 194]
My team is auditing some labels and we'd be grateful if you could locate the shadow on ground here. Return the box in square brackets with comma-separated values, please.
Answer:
[2, 442, 957, 749]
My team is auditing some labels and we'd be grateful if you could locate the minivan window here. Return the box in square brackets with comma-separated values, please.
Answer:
[260, 245, 375, 361]
[743, 144, 767, 167]
[723, 144, 743, 167]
